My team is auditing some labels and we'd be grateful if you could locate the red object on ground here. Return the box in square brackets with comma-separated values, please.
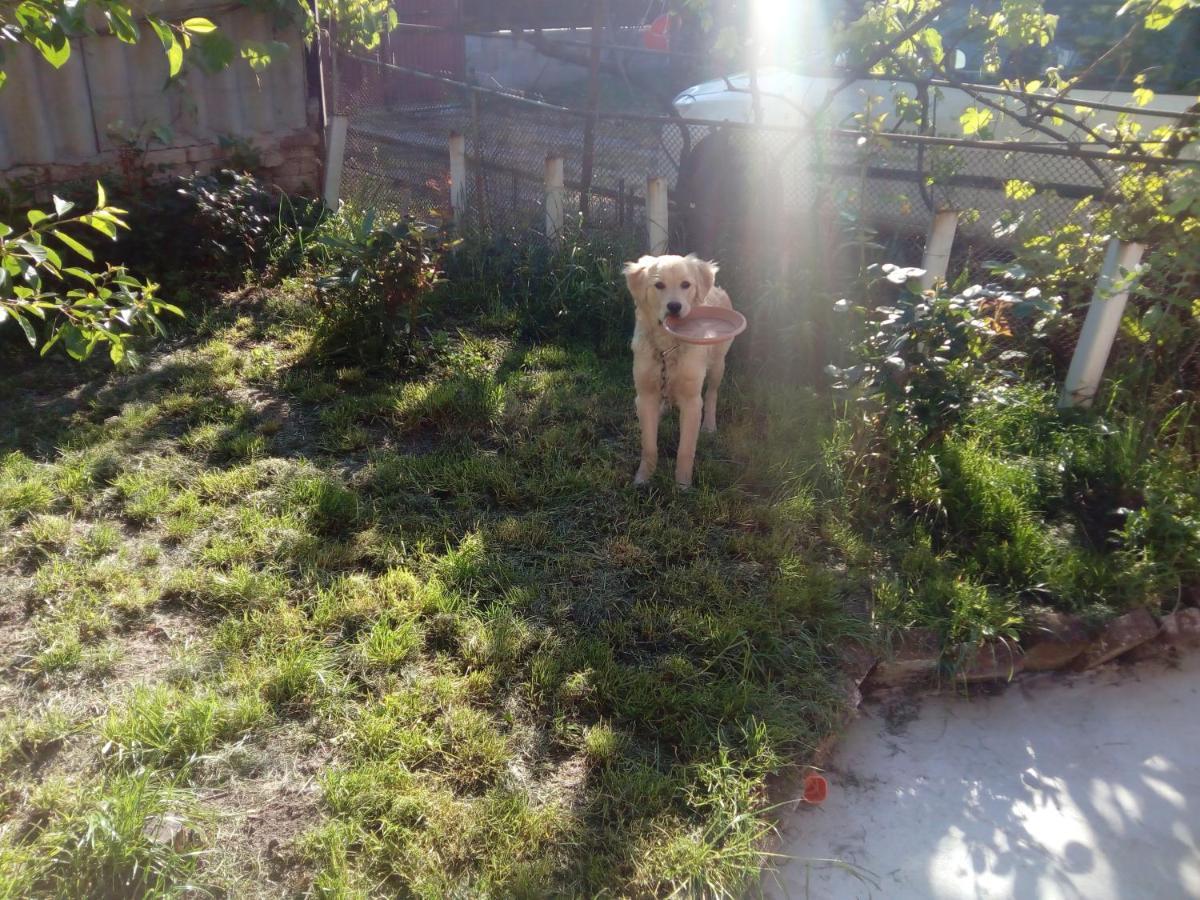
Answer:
[802, 773, 828, 804]
[642, 13, 672, 51]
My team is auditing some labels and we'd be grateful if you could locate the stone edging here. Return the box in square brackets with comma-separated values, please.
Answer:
[809, 606, 1200, 768]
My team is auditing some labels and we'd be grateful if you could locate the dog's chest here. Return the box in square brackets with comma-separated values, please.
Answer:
[658, 346, 680, 400]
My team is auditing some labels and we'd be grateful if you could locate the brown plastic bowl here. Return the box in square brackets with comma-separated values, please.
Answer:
[663, 306, 747, 345]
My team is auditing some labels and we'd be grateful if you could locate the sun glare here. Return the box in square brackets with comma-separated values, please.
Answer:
[752, 0, 829, 67]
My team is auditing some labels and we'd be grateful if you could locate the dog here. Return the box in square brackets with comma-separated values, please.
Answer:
[623, 253, 734, 488]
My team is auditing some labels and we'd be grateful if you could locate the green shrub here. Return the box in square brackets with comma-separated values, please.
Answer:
[314, 209, 451, 363]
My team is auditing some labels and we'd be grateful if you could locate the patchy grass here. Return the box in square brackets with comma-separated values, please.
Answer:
[5, 224, 1197, 894]
[0, 284, 865, 897]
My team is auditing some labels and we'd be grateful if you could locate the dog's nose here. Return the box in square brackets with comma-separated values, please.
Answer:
[666, 301, 682, 315]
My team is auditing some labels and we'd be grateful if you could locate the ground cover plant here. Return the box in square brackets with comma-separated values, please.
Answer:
[0, 218, 875, 896]
[3, 177, 1200, 893]
[3, 0, 1199, 893]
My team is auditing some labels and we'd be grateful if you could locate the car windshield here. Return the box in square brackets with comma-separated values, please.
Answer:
[940, 0, 1199, 92]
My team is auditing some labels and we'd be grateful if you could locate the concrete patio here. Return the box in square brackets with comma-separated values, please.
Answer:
[769, 653, 1200, 899]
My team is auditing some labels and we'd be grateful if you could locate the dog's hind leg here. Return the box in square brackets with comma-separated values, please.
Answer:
[702, 356, 725, 434]
[675, 389, 703, 488]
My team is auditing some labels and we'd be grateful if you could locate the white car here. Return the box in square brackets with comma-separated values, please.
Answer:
[668, 17, 1199, 251]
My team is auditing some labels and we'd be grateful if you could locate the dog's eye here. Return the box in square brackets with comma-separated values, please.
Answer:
[654, 282, 666, 290]
[680, 281, 691, 289]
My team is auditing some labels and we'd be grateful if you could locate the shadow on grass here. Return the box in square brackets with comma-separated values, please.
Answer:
[0, 294, 866, 896]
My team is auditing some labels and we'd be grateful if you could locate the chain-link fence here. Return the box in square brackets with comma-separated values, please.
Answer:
[329, 46, 1170, 278]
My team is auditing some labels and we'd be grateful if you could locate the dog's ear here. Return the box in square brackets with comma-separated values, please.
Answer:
[687, 255, 718, 299]
[623, 256, 656, 299]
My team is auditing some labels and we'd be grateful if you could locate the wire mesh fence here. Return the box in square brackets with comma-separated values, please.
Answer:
[330, 47, 1170, 279]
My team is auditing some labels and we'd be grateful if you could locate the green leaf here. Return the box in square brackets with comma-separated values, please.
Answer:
[53, 229, 96, 261]
[960, 107, 993, 136]
[63, 266, 98, 285]
[12, 310, 38, 348]
[1132, 87, 1154, 107]
[96, 181, 107, 208]
[83, 216, 117, 238]
[183, 17, 218, 34]
[110, 341, 126, 365]
[1144, 0, 1184, 30]
[195, 32, 236, 73]
[1005, 180, 1036, 201]
[53, 195, 74, 217]
[240, 40, 287, 71]
[62, 324, 89, 360]
[149, 18, 172, 44]
[165, 37, 184, 77]
[35, 32, 71, 69]
[15, 239, 49, 264]
[106, 6, 140, 43]
[149, 18, 184, 77]
[27, 209, 48, 226]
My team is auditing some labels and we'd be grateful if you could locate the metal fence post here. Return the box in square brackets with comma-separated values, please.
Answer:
[646, 176, 668, 254]
[1059, 238, 1146, 408]
[449, 132, 467, 226]
[545, 155, 565, 242]
[322, 114, 349, 209]
[920, 209, 958, 289]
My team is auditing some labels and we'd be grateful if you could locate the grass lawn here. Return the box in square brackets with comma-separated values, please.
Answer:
[0, 277, 868, 897]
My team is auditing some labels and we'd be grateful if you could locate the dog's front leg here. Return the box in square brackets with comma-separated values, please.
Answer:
[675, 388, 703, 488]
[634, 392, 661, 484]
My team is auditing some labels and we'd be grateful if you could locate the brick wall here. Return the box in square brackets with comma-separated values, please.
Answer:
[1, 125, 324, 204]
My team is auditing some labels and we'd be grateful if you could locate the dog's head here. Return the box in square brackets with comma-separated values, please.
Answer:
[623, 254, 718, 324]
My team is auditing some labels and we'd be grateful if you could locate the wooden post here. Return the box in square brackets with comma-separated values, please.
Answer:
[920, 209, 958, 289]
[1059, 238, 1146, 408]
[449, 132, 467, 226]
[646, 176, 668, 254]
[545, 155, 565, 242]
[322, 114, 349, 209]
[579, 0, 607, 226]
[469, 91, 489, 226]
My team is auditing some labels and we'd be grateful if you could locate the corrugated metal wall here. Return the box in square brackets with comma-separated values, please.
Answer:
[0, 1, 311, 170]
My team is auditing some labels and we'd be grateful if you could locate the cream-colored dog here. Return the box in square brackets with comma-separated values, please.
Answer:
[623, 253, 734, 488]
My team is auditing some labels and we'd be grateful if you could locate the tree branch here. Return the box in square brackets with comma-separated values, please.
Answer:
[934, 63, 1115, 187]
[811, 3, 947, 122]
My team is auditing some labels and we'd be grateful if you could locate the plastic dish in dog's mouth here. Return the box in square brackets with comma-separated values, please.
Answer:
[663, 307, 747, 344]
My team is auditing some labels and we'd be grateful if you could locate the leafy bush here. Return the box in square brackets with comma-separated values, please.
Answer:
[828, 266, 1058, 440]
[96, 170, 323, 287]
[441, 224, 635, 352]
[1008, 162, 1200, 397]
[832, 265, 1199, 627]
[313, 209, 451, 362]
[0, 187, 181, 365]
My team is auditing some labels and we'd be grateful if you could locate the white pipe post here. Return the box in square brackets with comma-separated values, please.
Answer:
[544, 155, 565, 242]
[449, 132, 467, 226]
[920, 209, 958, 289]
[646, 176, 668, 255]
[322, 115, 349, 209]
[1059, 238, 1146, 408]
